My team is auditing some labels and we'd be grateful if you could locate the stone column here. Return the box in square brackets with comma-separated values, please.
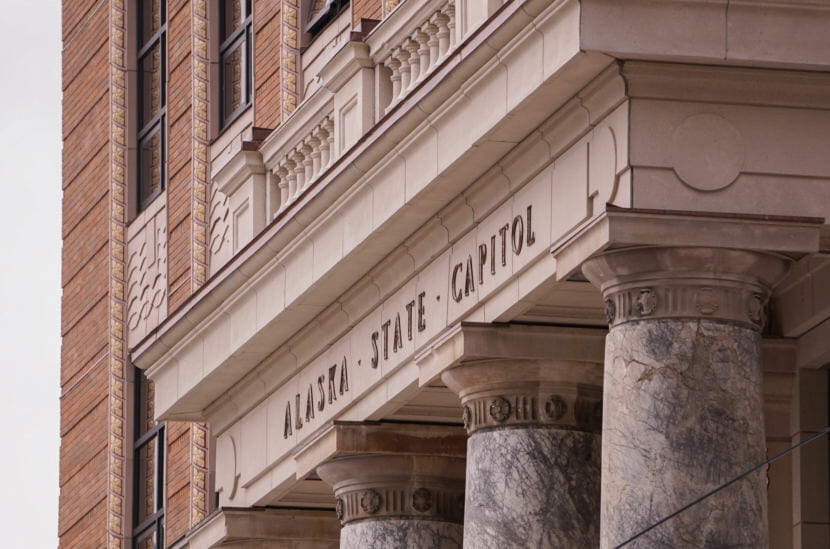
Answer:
[582, 246, 792, 548]
[440, 326, 605, 548]
[315, 423, 466, 549]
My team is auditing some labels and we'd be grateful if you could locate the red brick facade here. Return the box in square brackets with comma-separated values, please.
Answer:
[61, 1, 394, 546]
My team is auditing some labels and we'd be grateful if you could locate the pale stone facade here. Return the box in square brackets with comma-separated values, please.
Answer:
[129, 0, 830, 547]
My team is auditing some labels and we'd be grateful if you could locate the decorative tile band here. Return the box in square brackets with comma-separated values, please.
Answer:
[602, 282, 769, 331]
[461, 393, 602, 435]
[108, 0, 129, 546]
[336, 485, 465, 525]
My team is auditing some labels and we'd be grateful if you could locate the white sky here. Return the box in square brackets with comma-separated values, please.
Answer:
[0, 1, 62, 546]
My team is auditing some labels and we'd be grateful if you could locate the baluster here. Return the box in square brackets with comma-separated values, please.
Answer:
[317, 122, 331, 169]
[308, 133, 322, 180]
[301, 142, 313, 186]
[416, 27, 432, 77]
[426, 17, 440, 68]
[435, 11, 450, 58]
[387, 56, 402, 105]
[405, 38, 420, 89]
[284, 157, 298, 204]
[290, 149, 305, 197]
[323, 117, 335, 163]
[446, 2, 456, 49]
[394, 46, 411, 95]
[276, 165, 289, 213]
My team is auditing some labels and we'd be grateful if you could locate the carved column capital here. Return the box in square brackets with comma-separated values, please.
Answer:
[312, 422, 467, 528]
[582, 246, 792, 331]
[442, 359, 603, 435]
[317, 454, 466, 526]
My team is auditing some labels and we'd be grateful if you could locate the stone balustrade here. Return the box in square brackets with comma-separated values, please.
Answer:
[378, 0, 457, 114]
[271, 114, 335, 215]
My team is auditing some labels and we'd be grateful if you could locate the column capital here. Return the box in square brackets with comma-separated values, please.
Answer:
[582, 246, 792, 330]
[422, 324, 606, 435]
[312, 422, 466, 527]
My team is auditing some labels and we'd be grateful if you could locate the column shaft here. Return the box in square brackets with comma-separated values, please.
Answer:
[583, 246, 791, 548]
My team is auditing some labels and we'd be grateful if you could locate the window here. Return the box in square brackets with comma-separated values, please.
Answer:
[132, 368, 165, 548]
[305, 0, 349, 40]
[137, 0, 167, 213]
[220, 0, 253, 129]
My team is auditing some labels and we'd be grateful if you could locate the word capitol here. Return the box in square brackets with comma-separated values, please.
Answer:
[282, 205, 538, 439]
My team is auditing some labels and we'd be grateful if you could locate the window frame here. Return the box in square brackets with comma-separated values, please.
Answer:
[304, 0, 350, 40]
[136, 0, 168, 215]
[131, 367, 166, 549]
[219, 0, 253, 132]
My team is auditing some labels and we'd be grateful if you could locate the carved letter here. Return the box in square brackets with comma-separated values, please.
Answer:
[451, 262, 464, 302]
[381, 320, 391, 360]
[317, 375, 326, 411]
[328, 365, 337, 404]
[478, 244, 487, 285]
[464, 255, 475, 296]
[305, 384, 315, 423]
[370, 331, 379, 368]
[393, 313, 403, 353]
[340, 356, 349, 394]
[405, 300, 415, 341]
[490, 235, 496, 275]
[294, 393, 303, 430]
[511, 215, 524, 255]
[284, 401, 293, 439]
[526, 205, 535, 246]
[417, 291, 426, 332]
[499, 224, 509, 266]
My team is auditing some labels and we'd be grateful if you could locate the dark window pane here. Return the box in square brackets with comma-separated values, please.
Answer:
[136, 438, 157, 525]
[140, 0, 163, 45]
[135, 527, 156, 549]
[139, 42, 163, 127]
[222, 0, 244, 41]
[139, 127, 163, 207]
[222, 40, 245, 121]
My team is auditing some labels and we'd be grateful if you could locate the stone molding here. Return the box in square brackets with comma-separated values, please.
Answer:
[169, 507, 340, 549]
[582, 246, 794, 332]
[317, 454, 466, 526]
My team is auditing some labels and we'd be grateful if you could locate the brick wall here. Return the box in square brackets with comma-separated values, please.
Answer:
[353, 0, 382, 28]
[254, 0, 281, 129]
[164, 2, 196, 546]
[59, 0, 110, 545]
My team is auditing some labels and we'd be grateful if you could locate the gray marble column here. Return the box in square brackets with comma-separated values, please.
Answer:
[441, 329, 605, 549]
[582, 246, 792, 548]
[317, 453, 465, 549]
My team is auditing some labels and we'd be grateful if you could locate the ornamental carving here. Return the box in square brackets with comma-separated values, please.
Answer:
[746, 293, 766, 326]
[635, 288, 657, 316]
[695, 287, 719, 315]
[544, 395, 567, 421]
[335, 484, 464, 525]
[360, 489, 381, 514]
[335, 498, 344, 520]
[412, 487, 432, 512]
[602, 283, 771, 331]
[604, 298, 616, 324]
[462, 405, 472, 430]
[463, 392, 601, 434]
[489, 397, 511, 422]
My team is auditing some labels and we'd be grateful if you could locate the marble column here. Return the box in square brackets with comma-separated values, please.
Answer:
[316, 424, 466, 549]
[441, 326, 605, 548]
[582, 246, 792, 548]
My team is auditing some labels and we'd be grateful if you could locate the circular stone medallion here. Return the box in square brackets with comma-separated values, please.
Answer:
[489, 396, 511, 422]
[412, 487, 432, 512]
[671, 113, 744, 192]
[544, 395, 567, 421]
[360, 489, 381, 514]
